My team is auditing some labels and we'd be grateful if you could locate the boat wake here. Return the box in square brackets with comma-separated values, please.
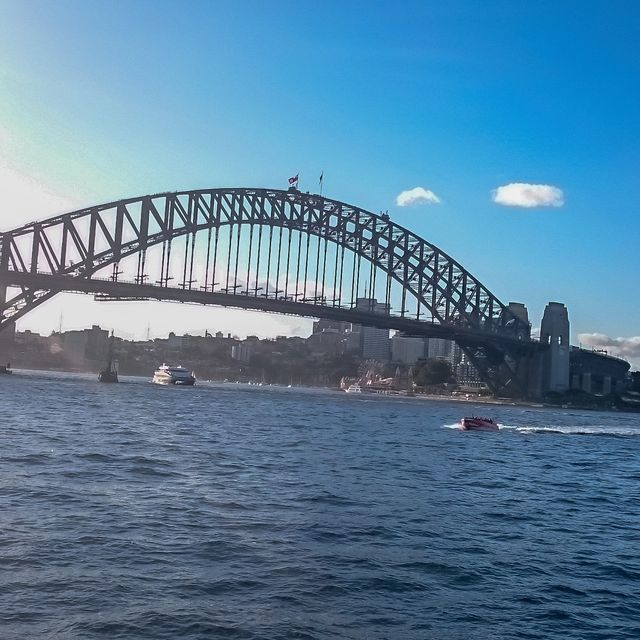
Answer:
[503, 424, 640, 437]
[443, 421, 502, 431]
[443, 422, 640, 437]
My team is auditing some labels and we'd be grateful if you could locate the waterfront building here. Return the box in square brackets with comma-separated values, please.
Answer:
[426, 338, 461, 367]
[391, 334, 426, 364]
[455, 356, 484, 390]
[354, 298, 391, 362]
[167, 332, 186, 349]
[231, 341, 255, 363]
[307, 329, 343, 355]
[62, 325, 109, 362]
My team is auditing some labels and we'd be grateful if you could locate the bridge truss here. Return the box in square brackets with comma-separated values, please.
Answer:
[0, 187, 536, 395]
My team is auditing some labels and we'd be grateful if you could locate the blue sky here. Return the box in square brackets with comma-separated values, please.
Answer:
[0, 1, 638, 364]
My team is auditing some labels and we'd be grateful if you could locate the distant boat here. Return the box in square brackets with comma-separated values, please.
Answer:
[98, 332, 118, 383]
[0, 363, 12, 375]
[460, 416, 498, 431]
[345, 383, 362, 394]
[152, 363, 196, 386]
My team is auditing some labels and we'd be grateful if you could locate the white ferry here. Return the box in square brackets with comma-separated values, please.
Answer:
[152, 363, 196, 386]
[345, 383, 362, 393]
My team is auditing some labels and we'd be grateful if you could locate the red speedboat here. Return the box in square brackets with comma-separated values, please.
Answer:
[460, 416, 499, 431]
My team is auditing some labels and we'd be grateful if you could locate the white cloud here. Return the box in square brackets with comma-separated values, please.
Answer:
[578, 333, 640, 369]
[492, 183, 564, 208]
[396, 186, 441, 207]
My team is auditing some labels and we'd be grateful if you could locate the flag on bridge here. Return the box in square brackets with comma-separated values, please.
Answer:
[288, 174, 299, 187]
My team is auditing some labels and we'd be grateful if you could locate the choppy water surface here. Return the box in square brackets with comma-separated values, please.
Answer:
[1, 370, 639, 639]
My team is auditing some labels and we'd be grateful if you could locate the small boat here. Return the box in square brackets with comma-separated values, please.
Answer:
[152, 363, 196, 386]
[98, 331, 118, 383]
[460, 416, 499, 431]
[345, 383, 362, 394]
[0, 363, 12, 375]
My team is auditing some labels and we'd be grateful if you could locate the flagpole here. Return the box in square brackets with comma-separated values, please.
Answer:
[319, 170, 324, 196]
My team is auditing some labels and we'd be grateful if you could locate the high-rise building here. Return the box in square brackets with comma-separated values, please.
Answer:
[427, 338, 449, 359]
[307, 329, 343, 355]
[354, 298, 391, 361]
[455, 352, 483, 389]
[391, 334, 426, 364]
[231, 341, 254, 363]
[426, 338, 462, 367]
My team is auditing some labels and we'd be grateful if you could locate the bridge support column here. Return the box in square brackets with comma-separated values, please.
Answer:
[0, 233, 15, 366]
[0, 278, 6, 318]
[0, 233, 8, 314]
[540, 302, 570, 394]
[0, 320, 15, 368]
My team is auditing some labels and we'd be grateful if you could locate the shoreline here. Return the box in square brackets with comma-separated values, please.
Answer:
[5, 365, 638, 414]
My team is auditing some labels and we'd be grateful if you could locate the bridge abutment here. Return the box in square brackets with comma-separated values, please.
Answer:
[0, 320, 15, 367]
[524, 350, 543, 399]
[0, 286, 15, 368]
[0, 233, 16, 366]
[0, 233, 8, 313]
[507, 302, 531, 339]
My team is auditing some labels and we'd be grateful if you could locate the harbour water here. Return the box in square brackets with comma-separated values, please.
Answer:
[1, 370, 639, 639]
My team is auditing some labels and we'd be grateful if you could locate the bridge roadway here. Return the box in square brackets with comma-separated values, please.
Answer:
[5, 270, 538, 352]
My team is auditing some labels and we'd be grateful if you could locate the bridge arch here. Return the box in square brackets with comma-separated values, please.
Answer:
[0, 187, 534, 394]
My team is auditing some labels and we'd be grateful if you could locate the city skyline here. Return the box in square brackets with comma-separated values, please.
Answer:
[1, 1, 638, 368]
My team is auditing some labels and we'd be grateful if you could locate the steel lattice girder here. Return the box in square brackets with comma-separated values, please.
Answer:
[0, 187, 535, 395]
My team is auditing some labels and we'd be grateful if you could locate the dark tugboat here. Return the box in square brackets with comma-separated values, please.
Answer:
[0, 362, 12, 375]
[98, 331, 118, 383]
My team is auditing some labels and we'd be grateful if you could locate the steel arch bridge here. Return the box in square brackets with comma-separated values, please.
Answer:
[0, 187, 537, 395]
